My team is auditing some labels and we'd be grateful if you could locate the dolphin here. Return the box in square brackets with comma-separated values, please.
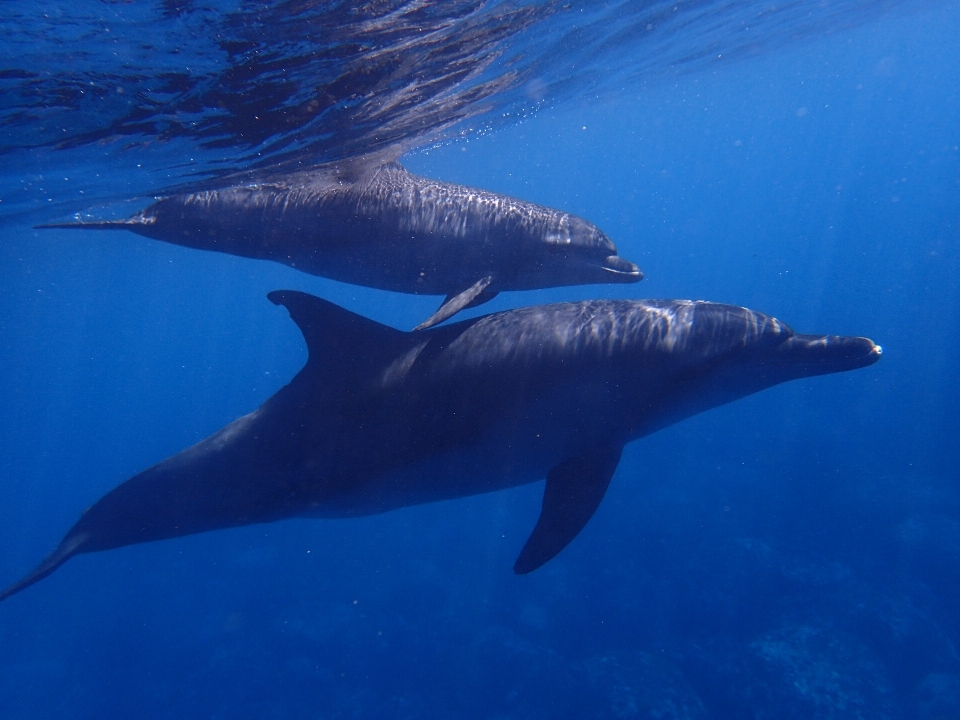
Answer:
[0, 292, 879, 602]
[39, 163, 642, 329]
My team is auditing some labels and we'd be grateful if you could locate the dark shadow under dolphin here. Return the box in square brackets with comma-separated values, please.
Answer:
[0, 293, 880, 602]
[38, 162, 642, 329]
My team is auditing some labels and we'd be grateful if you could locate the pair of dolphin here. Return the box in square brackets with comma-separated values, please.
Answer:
[0, 163, 880, 602]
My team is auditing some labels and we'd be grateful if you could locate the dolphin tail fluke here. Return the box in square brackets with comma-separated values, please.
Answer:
[35, 219, 148, 231]
[0, 532, 88, 603]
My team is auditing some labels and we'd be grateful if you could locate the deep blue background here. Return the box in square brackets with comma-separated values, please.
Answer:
[2, 4, 958, 718]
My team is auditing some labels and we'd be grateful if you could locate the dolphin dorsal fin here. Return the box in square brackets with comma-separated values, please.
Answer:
[514, 444, 623, 574]
[268, 290, 411, 377]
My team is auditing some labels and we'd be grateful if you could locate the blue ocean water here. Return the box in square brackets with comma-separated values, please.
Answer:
[1, 1, 958, 718]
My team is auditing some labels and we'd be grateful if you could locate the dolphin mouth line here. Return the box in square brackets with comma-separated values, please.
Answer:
[601, 266, 643, 277]
[598, 255, 643, 279]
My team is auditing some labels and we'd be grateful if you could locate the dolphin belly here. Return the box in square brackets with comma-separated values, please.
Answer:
[308, 378, 622, 517]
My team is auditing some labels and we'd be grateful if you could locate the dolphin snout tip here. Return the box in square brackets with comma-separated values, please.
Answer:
[854, 338, 882, 363]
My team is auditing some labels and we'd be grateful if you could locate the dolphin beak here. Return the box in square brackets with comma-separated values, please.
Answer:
[600, 255, 643, 281]
[776, 334, 882, 374]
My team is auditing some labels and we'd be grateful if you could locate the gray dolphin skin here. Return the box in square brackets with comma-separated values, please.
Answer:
[39, 163, 642, 329]
[0, 292, 880, 602]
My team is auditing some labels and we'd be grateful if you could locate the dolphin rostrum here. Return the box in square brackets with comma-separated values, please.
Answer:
[0, 292, 879, 602]
[39, 163, 642, 329]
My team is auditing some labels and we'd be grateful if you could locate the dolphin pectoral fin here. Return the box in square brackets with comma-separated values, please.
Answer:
[0, 531, 89, 603]
[514, 444, 623, 574]
[413, 275, 496, 331]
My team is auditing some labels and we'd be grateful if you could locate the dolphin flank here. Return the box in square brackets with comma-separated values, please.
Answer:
[0, 293, 880, 602]
[38, 162, 642, 329]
